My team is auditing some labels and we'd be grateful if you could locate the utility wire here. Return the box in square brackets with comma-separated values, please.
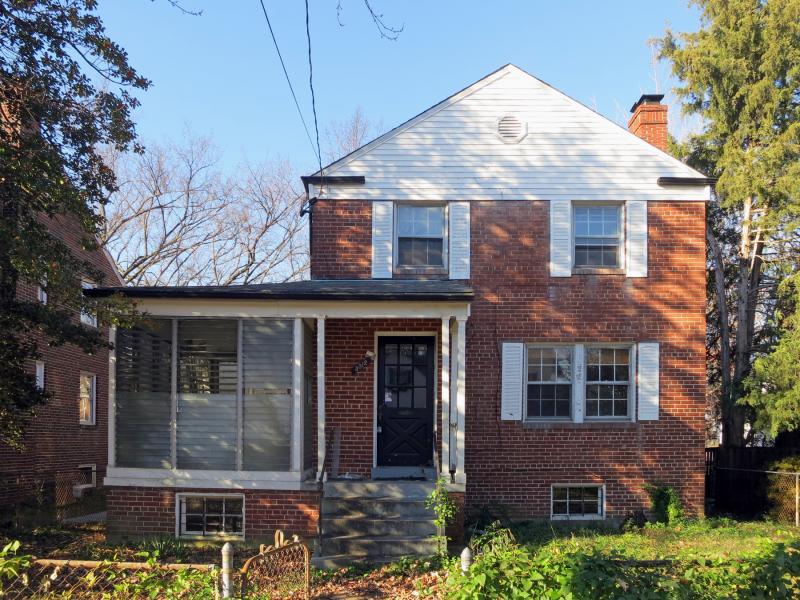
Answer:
[257, 0, 319, 163]
[304, 0, 323, 177]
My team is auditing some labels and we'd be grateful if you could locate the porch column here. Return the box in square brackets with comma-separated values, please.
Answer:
[291, 318, 304, 472]
[108, 326, 117, 468]
[440, 317, 451, 475]
[316, 317, 326, 481]
[455, 317, 467, 482]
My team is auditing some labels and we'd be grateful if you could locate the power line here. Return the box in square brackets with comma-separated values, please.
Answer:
[304, 0, 323, 176]
[256, 0, 319, 163]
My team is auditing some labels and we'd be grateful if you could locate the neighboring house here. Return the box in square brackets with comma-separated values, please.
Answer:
[0, 213, 121, 515]
[90, 65, 708, 562]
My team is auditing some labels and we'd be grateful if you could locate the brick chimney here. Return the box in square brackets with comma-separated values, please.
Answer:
[628, 94, 667, 152]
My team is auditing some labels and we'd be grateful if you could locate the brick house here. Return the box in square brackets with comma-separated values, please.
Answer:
[0, 213, 121, 513]
[90, 65, 708, 562]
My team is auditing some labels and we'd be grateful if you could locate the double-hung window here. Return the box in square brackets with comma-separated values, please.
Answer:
[573, 205, 622, 268]
[395, 204, 446, 270]
[585, 348, 630, 418]
[526, 347, 572, 419]
[79, 373, 96, 425]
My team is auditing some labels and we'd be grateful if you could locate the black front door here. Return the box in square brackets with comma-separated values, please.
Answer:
[377, 336, 435, 467]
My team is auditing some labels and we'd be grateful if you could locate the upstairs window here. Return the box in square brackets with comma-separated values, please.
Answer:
[573, 205, 622, 268]
[395, 204, 446, 270]
[81, 280, 97, 327]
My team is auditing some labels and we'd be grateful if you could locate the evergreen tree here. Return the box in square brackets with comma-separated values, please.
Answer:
[660, 0, 800, 445]
[0, 0, 147, 447]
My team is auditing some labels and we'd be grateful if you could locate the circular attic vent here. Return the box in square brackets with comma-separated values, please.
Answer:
[496, 114, 527, 143]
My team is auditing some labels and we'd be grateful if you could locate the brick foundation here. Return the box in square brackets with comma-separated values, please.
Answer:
[106, 487, 321, 543]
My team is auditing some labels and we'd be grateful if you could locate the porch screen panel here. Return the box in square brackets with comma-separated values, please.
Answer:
[242, 318, 293, 471]
[177, 320, 238, 470]
[115, 320, 172, 467]
[303, 320, 314, 471]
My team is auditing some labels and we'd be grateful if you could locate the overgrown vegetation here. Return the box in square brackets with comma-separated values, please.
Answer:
[425, 477, 458, 557]
[446, 520, 800, 599]
[645, 483, 684, 524]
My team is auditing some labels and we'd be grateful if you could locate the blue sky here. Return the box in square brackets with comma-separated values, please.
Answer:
[99, 1, 702, 174]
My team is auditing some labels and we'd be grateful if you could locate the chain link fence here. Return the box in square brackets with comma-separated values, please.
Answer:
[714, 466, 800, 526]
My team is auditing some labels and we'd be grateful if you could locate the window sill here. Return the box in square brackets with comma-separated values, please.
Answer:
[79, 422, 96, 427]
[551, 514, 605, 521]
[522, 420, 636, 430]
[572, 267, 625, 276]
[393, 266, 449, 276]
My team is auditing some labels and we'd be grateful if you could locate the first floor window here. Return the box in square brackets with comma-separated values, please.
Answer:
[395, 204, 446, 269]
[178, 495, 244, 538]
[585, 348, 630, 418]
[552, 485, 603, 519]
[573, 204, 622, 268]
[526, 347, 572, 419]
[79, 373, 96, 425]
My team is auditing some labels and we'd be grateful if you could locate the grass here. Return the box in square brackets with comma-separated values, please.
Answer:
[511, 517, 799, 562]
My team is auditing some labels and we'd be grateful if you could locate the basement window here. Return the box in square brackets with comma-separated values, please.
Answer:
[177, 494, 244, 538]
[551, 485, 604, 520]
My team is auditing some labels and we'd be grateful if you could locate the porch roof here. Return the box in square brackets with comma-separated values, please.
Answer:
[86, 279, 474, 302]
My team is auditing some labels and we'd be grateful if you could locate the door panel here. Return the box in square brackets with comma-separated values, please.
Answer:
[377, 336, 435, 466]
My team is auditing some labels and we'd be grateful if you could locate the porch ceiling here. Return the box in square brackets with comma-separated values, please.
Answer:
[86, 279, 474, 302]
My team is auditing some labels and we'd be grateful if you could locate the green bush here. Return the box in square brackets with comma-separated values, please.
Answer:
[445, 524, 800, 599]
[767, 456, 800, 524]
[645, 483, 684, 524]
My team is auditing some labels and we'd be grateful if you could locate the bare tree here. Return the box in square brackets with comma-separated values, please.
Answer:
[323, 107, 383, 164]
[100, 136, 307, 286]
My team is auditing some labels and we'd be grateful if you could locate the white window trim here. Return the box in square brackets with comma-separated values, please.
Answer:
[523, 344, 575, 422]
[392, 203, 449, 273]
[571, 202, 626, 272]
[550, 483, 606, 521]
[35, 361, 45, 390]
[79, 372, 96, 426]
[81, 280, 97, 327]
[583, 344, 635, 422]
[175, 492, 245, 540]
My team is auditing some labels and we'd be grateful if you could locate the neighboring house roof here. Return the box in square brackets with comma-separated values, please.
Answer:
[86, 279, 474, 301]
[306, 64, 710, 202]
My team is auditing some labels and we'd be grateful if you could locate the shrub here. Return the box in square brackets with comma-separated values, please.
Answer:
[767, 456, 800, 524]
[645, 483, 684, 524]
[0, 541, 31, 583]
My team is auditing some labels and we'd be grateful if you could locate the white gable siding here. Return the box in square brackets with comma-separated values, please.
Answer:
[310, 66, 709, 203]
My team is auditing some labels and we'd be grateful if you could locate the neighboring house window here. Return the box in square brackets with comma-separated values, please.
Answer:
[81, 281, 97, 327]
[552, 485, 604, 519]
[37, 281, 48, 304]
[35, 361, 45, 390]
[395, 204, 446, 269]
[177, 494, 244, 538]
[79, 373, 96, 425]
[585, 348, 630, 418]
[77, 464, 97, 487]
[526, 347, 572, 419]
[573, 205, 622, 268]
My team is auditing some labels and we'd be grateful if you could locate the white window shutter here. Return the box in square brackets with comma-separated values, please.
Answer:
[572, 345, 584, 423]
[626, 201, 648, 277]
[371, 201, 393, 278]
[448, 202, 471, 279]
[550, 201, 572, 277]
[500, 343, 524, 421]
[637, 342, 660, 420]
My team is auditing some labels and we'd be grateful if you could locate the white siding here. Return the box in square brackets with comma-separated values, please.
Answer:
[550, 200, 572, 277]
[626, 201, 648, 277]
[371, 201, 393, 278]
[448, 201, 471, 279]
[313, 66, 710, 203]
[637, 343, 660, 421]
[500, 343, 524, 421]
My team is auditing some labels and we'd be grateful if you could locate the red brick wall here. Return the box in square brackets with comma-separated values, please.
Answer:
[0, 214, 119, 507]
[628, 102, 668, 152]
[324, 318, 443, 477]
[310, 200, 372, 279]
[465, 200, 706, 519]
[310, 198, 707, 520]
[106, 487, 320, 542]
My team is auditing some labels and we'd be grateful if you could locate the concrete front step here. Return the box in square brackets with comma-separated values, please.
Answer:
[322, 515, 437, 537]
[321, 497, 435, 518]
[324, 480, 434, 499]
[318, 534, 437, 558]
